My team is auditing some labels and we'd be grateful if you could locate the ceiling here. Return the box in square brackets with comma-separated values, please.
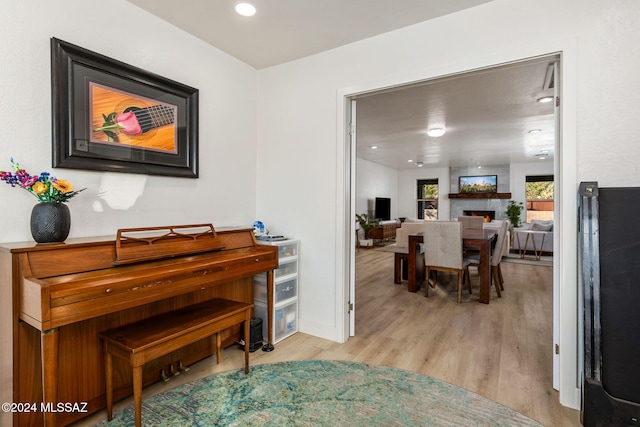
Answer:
[126, 0, 492, 69]
[126, 0, 556, 171]
[355, 56, 558, 170]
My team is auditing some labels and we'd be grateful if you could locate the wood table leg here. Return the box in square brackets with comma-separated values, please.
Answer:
[407, 235, 422, 292]
[394, 252, 402, 284]
[41, 328, 59, 427]
[477, 239, 491, 304]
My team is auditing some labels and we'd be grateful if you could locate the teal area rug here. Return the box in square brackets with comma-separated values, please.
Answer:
[95, 360, 542, 426]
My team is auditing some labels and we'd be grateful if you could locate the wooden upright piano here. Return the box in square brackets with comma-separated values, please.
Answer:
[0, 224, 277, 426]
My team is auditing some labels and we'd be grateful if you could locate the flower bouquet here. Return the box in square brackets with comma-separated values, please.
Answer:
[0, 158, 85, 202]
[1, 158, 85, 243]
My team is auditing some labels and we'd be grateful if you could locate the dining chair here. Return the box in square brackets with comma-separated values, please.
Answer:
[457, 216, 484, 257]
[495, 219, 511, 291]
[423, 221, 471, 303]
[393, 222, 425, 284]
[469, 219, 509, 297]
[457, 215, 484, 229]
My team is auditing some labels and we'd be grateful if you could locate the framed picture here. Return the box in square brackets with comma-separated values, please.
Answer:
[51, 38, 199, 178]
[459, 175, 498, 193]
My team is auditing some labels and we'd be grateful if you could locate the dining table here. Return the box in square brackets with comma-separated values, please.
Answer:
[407, 228, 498, 304]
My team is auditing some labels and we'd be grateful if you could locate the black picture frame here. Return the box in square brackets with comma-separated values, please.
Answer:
[459, 175, 498, 194]
[51, 38, 199, 178]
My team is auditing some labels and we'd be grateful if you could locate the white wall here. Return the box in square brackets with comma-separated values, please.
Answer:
[0, 0, 259, 243]
[355, 158, 398, 219]
[0, 0, 259, 418]
[257, 0, 640, 410]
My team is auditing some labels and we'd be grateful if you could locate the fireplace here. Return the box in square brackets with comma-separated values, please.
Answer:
[463, 210, 495, 222]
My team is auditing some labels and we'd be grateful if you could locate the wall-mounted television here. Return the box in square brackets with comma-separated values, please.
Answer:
[375, 197, 391, 221]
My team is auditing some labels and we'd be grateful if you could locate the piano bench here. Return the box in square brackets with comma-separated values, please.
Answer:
[99, 298, 253, 427]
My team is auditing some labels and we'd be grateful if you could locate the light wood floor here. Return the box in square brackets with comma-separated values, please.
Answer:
[76, 247, 580, 427]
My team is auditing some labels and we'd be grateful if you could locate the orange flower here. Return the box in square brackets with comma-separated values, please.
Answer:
[32, 181, 48, 195]
[52, 179, 74, 193]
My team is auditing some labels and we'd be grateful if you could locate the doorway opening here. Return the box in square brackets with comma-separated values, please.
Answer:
[347, 53, 561, 389]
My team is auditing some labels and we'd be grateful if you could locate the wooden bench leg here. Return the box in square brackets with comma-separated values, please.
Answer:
[105, 352, 113, 421]
[133, 365, 143, 427]
[216, 332, 221, 363]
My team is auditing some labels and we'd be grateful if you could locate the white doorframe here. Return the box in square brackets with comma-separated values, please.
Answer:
[349, 99, 357, 336]
[336, 41, 580, 409]
[552, 59, 561, 391]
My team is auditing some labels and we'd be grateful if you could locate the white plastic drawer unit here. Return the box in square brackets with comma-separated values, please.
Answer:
[277, 242, 298, 259]
[274, 300, 297, 341]
[275, 278, 297, 302]
[275, 257, 297, 279]
[254, 276, 297, 304]
[254, 299, 298, 344]
[254, 238, 299, 344]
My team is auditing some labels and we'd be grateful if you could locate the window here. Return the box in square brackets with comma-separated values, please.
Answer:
[417, 179, 438, 220]
[525, 175, 554, 223]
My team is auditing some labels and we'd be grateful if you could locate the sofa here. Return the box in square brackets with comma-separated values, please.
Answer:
[512, 220, 553, 254]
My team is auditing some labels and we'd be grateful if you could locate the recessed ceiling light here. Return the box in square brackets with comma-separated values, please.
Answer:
[537, 96, 554, 103]
[370, 145, 378, 150]
[427, 128, 446, 137]
[407, 159, 413, 163]
[235, 2, 256, 16]
[528, 129, 542, 134]
[416, 162, 424, 167]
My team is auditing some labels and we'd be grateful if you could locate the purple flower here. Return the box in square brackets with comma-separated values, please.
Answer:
[1, 171, 18, 186]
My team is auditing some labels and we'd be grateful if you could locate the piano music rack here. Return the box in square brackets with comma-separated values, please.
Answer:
[115, 224, 224, 265]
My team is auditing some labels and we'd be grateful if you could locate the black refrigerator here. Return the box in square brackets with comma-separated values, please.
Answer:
[579, 183, 640, 426]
